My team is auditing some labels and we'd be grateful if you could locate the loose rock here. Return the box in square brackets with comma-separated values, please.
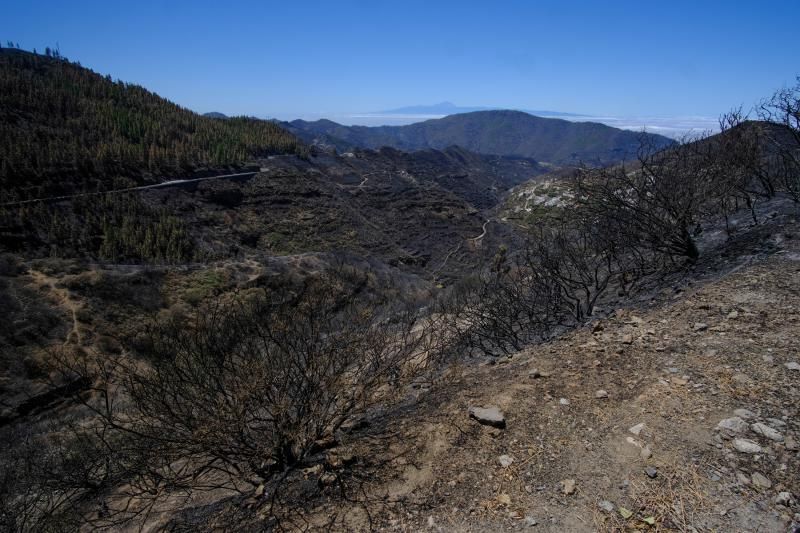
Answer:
[561, 479, 576, 495]
[751, 472, 772, 489]
[629, 423, 646, 436]
[751, 422, 783, 442]
[716, 417, 748, 433]
[626, 436, 643, 449]
[594, 389, 608, 399]
[645, 467, 658, 479]
[469, 406, 506, 429]
[775, 492, 793, 506]
[733, 438, 763, 454]
[498, 455, 514, 468]
[785, 362, 800, 371]
[598, 500, 615, 513]
[766, 418, 786, 427]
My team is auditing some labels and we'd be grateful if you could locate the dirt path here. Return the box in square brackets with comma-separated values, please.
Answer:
[470, 219, 492, 243]
[430, 243, 462, 279]
[27, 270, 84, 346]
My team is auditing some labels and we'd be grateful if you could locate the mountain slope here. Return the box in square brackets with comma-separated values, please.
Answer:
[284, 110, 675, 165]
[501, 118, 799, 225]
[0, 49, 304, 201]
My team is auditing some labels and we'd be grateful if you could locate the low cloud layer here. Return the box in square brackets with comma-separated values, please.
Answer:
[563, 115, 720, 139]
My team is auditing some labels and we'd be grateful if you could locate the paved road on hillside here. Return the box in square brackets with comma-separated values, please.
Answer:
[0, 171, 260, 207]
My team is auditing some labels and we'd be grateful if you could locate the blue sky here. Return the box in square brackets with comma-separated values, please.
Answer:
[3, 0, 799, 123]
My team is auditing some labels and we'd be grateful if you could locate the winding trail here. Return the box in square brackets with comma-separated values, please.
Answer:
[470, 219, 492, 243]
[353, 170, 386, 190]
[430, 243, 462, 279]
[430, 219, 493, 279]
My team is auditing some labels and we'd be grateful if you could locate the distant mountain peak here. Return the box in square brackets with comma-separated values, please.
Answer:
[380, 102, 479, 115]
[378, 102, 582, 119]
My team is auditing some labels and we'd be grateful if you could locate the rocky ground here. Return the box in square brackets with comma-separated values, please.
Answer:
[387, 255, 799, 531]
[273, 204, 800, 532]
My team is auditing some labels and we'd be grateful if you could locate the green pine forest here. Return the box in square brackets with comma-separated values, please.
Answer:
[0, 47, 305, 202]
[1, 192, 199, 263]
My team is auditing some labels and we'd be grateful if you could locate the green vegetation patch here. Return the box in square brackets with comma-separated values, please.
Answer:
[1, 193, 198, 263]
[178, 268, 230, 306]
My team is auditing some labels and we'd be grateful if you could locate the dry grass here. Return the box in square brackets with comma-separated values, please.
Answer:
[594, 464, 710, 532]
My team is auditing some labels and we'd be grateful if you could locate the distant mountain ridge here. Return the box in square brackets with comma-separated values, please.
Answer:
[380, 102, 582, 118]
[283, 110, 675, 166]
